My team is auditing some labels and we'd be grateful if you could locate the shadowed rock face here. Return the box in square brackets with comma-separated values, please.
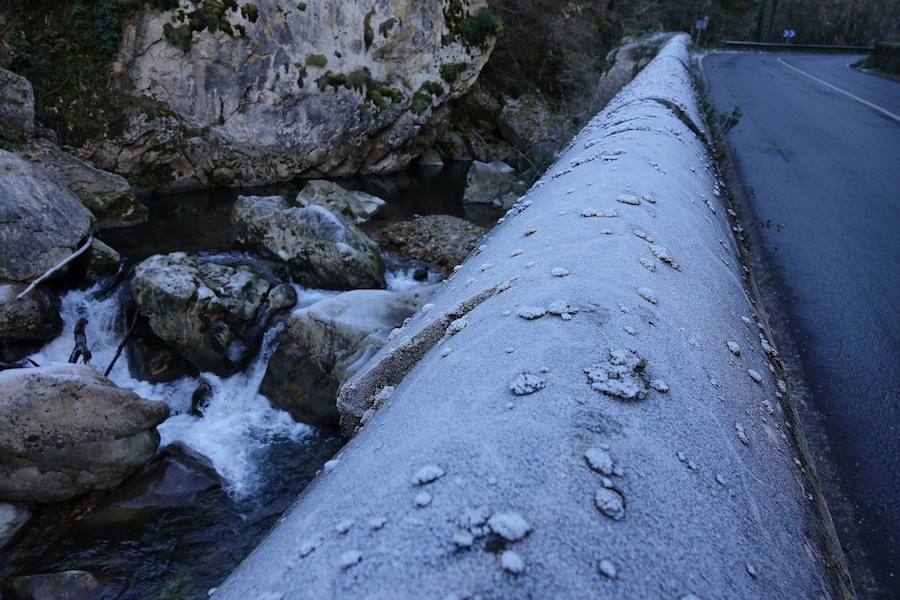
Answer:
[0, 69, 33, 142]
[131, 253, 298, 375]
[232, 195, 385, 290]
[0, 284, 62, 362]
[18, 138, 147, 230]
[0, 150, 93, 283]
[83, 0, 495, 190]
[0, 364, 169, 503]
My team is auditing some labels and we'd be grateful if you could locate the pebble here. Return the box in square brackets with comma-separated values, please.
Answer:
[598, 559, 617, 579]
[339, 550, 362, 569]
[488, 512, 532, 542]
[747, 369, 763, 384]
[584, 447, 615, 476]
[727, 341, 741, 356]
[616, 194, 641, 205]
[650, 379, 670, 393]
[440, 347, 453, 358]
[511, 249, 524, 257]
[335, 519, 354, 534]
[524, 227, 537, 236]
[415, 491, 433, 507]
[412, 465, 446, 485]
[447, 318, 468, 335]
[551, 267, 570, 277]
[369, 517, 387, 530]
[510, 372, 546, 396]
[518, 306, 547, 320]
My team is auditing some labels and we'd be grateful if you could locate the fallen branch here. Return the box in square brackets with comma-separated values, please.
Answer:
[104, 312, 139, 377]
[16, 237, 93, 300]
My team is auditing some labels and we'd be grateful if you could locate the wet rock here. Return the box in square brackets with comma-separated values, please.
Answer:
[78, 444, 220, 530]
[295, 180, 385, 224]
[0, 150, 93, 283]
[261, 287, 434, 428]
[233, 195, 384, 290]
[132, 253, 297, 375]
[126, 329, 197, 384]
[19, 137, 147, 229]
[0, 283, 62, 362]
[80, 239, 121, 280]
[0, 502, 30, 549]
[0, 363, 169, 503]
[0, 69, 34, 141]
[463, 160, 526, 209]
[372, 214, 486, 273]
[190, 379, 213, 416]
[417, 149, 444, 168]
[4, 570, 106, 600]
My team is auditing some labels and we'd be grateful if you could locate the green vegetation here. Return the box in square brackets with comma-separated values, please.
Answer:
[410, 81, 444, 115]
[443, 1, 503, 50]
[316, 67, 404, 110]
[297, 2, 307, 10]
[305, 53, 328, 68]
[162, 0, 259, 52]
[439, 62, 467, 83]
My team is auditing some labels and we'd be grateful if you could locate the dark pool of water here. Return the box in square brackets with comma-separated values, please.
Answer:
[1, 433, 342, 600]
[100, 162, 502, 261]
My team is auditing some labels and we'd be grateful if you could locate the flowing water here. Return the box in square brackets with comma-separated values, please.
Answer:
[1, 164, 493, 598]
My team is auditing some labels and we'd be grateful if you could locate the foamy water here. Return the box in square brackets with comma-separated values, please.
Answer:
[27, 267, 433, 498]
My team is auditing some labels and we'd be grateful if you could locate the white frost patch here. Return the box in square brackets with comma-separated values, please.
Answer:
[650, 379, 670, 393]
[584, 447, 615, 476]
[594, 487, 626, 520]
[510, 249, 524, 257]
[415, 491, 433, 508]
[412, 465, 446, 485]
[369, 517, 387, 530]
[582, 208, 619, 218]
[616, 194, 641, 206]
[298, 541, 316, 558]
[447, 318, 468, 335]
[523, 227, 537, 236]
[488, 512, 532, 542]
[510, 371, 547, 396]
[735, 423, 750, 445]
[452, 530, 474, 548]
[585, 350, 649, 401]
[500, 551, 526, 574]
[518, 306, 547, 320]
[440, 347, 453, 358]
[550, 267, 570, 277]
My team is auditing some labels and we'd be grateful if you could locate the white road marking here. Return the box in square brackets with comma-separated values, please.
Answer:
[777, 57, 900, 124]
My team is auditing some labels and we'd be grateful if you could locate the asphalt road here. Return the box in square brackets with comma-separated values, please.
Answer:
[703, 52, 900, 597]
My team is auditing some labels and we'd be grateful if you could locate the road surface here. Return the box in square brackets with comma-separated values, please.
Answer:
[703, 52, 900, 597]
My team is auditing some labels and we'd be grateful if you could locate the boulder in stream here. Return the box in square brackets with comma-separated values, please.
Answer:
[261, 286, 436, 428]
[232, 195, 385, 290]
[131, 253, 297, 375]
[0, 364, 169, 503]
[372, 215, 486, 272]
[0, 150, 94, 283]
[462, 160, 526, 209]
[4, 570, 107, 600]
[295, 180, 385, 224]
[0, 283, 62, 362]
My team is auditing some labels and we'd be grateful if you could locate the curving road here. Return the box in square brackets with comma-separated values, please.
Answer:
[703, 52, 900, 597]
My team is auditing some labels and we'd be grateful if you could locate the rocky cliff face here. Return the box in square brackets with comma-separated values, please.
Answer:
[80, 0, 496, 190]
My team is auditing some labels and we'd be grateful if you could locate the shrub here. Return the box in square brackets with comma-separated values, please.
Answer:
[305, 53, 328, 68]
[440, 62, 467, 83]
